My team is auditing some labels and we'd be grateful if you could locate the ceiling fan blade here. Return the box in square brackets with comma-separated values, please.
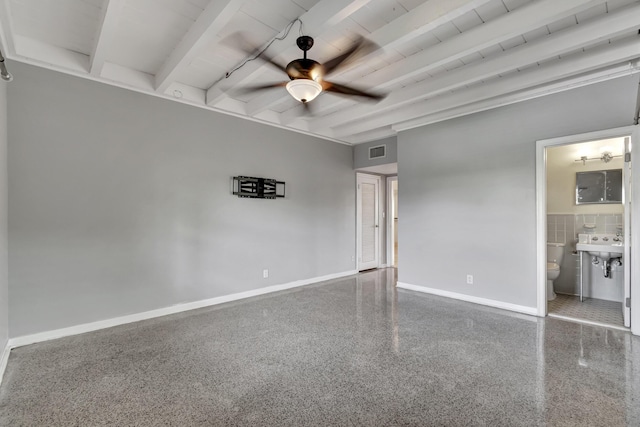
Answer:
[237, 82, 287, 94]
[223, 32, 288, 74]
[322, 81, 385, 101]
[322, 36, 378, 76]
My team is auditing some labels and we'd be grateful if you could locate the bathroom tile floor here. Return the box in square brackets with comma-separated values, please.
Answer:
[1, 269, 639, 425]
[548, 293, 624, 327]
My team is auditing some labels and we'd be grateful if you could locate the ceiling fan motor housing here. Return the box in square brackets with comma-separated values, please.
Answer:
[296, 35, 314, 53]
[286, 58, 322, 81]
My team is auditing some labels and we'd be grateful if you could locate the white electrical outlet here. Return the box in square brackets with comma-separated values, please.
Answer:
[263, 269, 269, 278]
[466, 274, 473, 284]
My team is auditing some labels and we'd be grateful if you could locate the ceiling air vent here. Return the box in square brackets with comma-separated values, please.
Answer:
[369, 145, 386, 159]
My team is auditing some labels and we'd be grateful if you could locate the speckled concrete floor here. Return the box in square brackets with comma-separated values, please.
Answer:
[1, 268, 639, 426]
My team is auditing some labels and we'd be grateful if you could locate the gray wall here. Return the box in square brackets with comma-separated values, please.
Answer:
[8, 62, 356, 337]
[398, 75, 638, 309]
[353, 136, 397, 169]
[0, 79, 8, 348]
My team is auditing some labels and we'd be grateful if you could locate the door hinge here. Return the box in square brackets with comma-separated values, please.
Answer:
[626, 297, 631, 308]
[625, 152, 631, 162]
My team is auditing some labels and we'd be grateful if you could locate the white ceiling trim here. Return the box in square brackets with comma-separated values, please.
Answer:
[14, 35, 89, 73]
[345, 127, 396, 144]
[163, 81, 208, 105]
[2, 48, 351, 146]
[101, 61, 155, 91]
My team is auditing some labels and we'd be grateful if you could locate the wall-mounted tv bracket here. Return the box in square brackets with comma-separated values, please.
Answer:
[232, 176, 285, 199]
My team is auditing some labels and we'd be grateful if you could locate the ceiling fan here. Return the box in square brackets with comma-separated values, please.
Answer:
[228, 33, 385, 108]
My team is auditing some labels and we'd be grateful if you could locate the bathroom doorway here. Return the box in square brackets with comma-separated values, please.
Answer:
[537, 129, 633, 330]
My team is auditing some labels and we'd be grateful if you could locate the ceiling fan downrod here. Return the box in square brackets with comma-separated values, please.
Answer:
[296, 36, 314, 60]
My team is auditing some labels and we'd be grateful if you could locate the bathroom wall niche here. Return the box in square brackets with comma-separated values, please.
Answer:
[575, 169, 622, 204]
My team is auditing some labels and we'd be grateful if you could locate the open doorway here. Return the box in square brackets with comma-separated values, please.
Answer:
[536, 127, 637, 332]
[355, 160, 398, 273]
[546, 137, 628, 329]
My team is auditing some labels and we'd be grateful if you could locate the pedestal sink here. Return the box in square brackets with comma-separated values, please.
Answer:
[575, 234, 624, 300]
[576, 234, 623, 260]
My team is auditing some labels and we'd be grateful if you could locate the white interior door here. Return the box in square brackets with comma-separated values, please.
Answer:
[386, 176, 398, 268]
[624, 135, 632, 327]
[357, 174, 380, 271]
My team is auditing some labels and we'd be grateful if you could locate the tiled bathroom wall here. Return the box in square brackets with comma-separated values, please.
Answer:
[548, 213, 622, 243]
[547, 213, 623, 301]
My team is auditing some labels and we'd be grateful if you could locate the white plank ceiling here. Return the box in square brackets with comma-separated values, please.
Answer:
[1, 0, 639, 144]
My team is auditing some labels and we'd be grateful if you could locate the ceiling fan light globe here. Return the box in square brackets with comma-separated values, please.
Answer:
[286, 79, 322, 103]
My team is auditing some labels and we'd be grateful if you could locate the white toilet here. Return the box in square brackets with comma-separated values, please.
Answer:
[547, 243, 565, 301]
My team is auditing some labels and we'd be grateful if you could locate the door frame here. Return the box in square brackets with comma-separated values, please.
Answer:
[623, 136, 632, 326]
[357, 173, 381, 271]
[535, 125, 638, 334]
[386, 176, 398, 268]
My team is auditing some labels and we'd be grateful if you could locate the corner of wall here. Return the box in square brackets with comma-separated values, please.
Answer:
[0, 80, 9, 381]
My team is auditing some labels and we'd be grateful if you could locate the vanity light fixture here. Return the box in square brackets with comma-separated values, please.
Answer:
[575, 151, 622, 165]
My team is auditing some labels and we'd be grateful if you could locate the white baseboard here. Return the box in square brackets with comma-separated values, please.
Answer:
[0, 341, 10, 385]
[397, 282, 538, 316]
[8, 270, 358, 349]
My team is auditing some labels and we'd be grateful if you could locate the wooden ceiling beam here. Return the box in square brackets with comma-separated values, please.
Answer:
[333, 35, 640, 137]
[89, 0, 125, 76]
[353, 0, 601, 88]
[289, 0, 600, 126]
[154, 0, 244, 93]
[312, 2, 640, 131]
[391, 62, 640, 133]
